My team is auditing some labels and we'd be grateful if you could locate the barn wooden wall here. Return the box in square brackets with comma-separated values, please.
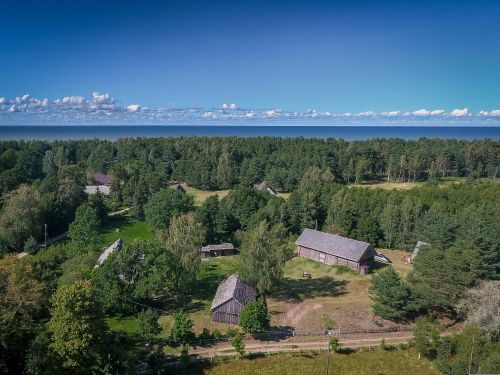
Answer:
[297, 245, 361, 271]
[212, 299, 243, 324]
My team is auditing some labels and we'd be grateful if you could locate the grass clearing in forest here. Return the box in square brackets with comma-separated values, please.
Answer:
[172, 349, 439, 375]
[100, 215, 153, 245]
[182, 184, 230, 204]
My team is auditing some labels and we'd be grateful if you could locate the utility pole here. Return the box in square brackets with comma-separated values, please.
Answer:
[44, 224, 48, 248]
[326, 334, 331, 375]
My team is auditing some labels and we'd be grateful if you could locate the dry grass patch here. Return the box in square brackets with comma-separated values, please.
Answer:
[176, 349, 439, 375]
[268, 257, 400, 332]
[375, 248, 413, 276]
[181, 183, 229, 205]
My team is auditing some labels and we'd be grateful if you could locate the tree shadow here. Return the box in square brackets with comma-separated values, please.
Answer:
[251, 326, 295, 342]
[272, 277, 348, 302]
[369, 262, 389, 273]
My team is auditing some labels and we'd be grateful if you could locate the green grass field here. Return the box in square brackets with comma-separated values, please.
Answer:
[100, 215, 153, 245]
[107, 255, 239, 338]
[170, 349, 439, 375]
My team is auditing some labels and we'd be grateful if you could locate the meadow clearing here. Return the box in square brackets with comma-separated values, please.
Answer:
[167, 349, 438, 375]
[103, 211, 412, 338]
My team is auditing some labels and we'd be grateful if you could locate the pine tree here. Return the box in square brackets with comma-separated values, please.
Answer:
[369, 266, 417, 320]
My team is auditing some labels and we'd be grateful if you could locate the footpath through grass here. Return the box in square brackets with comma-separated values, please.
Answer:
[171, 349, 439, 375]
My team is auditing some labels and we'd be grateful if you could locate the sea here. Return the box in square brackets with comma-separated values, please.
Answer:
[0, 125, 499, 141]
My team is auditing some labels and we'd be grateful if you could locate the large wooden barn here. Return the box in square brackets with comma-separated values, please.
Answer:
[211, 274, 257, 324]
[295, 229, 375, 273]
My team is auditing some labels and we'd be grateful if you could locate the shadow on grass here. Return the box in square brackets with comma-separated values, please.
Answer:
[272, 276, 348, 302]
[369, 261, 389, 273]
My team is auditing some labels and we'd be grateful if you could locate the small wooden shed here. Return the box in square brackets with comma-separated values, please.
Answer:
[200, 243, 235, 258]
[211, 274, 257, 324]
[254, 181, 277, 196]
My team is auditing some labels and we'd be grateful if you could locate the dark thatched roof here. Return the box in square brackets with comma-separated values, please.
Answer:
[295, 228, 373, 262]
[211, 274, 257, 311]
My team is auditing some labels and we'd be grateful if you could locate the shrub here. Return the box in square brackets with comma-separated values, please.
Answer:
[226, 327, 240, 337]
[212, 329, 223, 339]
[379, 338, 386, 351]
[180, 343, 190, 368]
[239, 297, 270, 333]
[231, 333, 245, 357]
[170, 312, 195, 344]
[329, 336, 342, 352]
[198, 328, 212, 341]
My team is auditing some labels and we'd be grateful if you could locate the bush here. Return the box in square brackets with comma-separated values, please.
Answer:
[239, 297, 270, 333]
[226, 327, 240, 337]
[379, 338, 386, 351]
[212, 329, 223, 339]
[329, 336, 342, 352]
[24, 236, 39, 254]
[170, 312, 195, 344]
[198, 328, 212, 341]
[180, 343, 189, 368]
[137, 309, 161, 342]
[231, 333, 245, 357]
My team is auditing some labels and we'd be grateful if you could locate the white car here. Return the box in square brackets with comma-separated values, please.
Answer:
[374, 252, 391, 264]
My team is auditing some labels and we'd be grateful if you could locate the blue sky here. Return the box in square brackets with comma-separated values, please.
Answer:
[1, 0, 500, 124]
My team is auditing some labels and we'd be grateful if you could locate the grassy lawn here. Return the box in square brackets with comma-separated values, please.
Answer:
[100, 215, 153, 245]
[160, 255, 240, 335]
[173, 349, 438, 375]
[106, 248, 412, 339]
[106, 316, 140, 335]
[182, 184, 230, 205]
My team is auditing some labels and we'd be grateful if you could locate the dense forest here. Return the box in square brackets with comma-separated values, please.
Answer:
[0, 137, 498, 251]
[0, 137, 499, 373]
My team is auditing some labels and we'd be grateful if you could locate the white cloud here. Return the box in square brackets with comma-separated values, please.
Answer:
[357, 110, 376, 116]
[2, 91, 500, 125]
[92, 92, 114, 104]
[60, 96, 86, 105]
[412, 109, 431, 116]
[479, 109, 500, 116]
[381, 111, 401, 117]
[127, 104, 141, 112]
[430, 109, 445, 116]
[450, 108, 470, 117]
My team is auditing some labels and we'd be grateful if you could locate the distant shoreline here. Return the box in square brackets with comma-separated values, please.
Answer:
[0, 125, 499, 141]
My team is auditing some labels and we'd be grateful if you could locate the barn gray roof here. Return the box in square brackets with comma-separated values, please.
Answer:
[295, 229, 373, 262]
[211, 274, 257, 311]
[201, 243, 234, 252]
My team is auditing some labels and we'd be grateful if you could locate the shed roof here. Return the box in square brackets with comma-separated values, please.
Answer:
[254, 182, 277, 195]
[95, 239, 123, 268]
[84, 185, 110, 196]
[211, 274, 257, 311]
[92, 172, 112, 185]
[295, 228, 373, 262]
[201, 243, 234, 252]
